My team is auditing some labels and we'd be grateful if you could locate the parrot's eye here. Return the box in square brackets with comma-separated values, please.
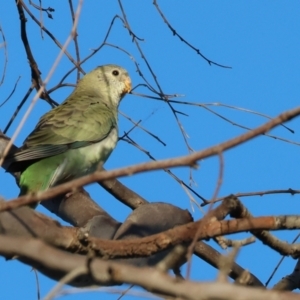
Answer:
[112, 70, 119, 76]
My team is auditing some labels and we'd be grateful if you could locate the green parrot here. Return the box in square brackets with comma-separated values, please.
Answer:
[6, 64, 132, 199]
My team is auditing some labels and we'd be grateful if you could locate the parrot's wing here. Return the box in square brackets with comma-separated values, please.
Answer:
[6, 96, 117, 170]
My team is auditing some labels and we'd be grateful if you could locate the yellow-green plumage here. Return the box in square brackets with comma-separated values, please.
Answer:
[7, 64, 131, 198]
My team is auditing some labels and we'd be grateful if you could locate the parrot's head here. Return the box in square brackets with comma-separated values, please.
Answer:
[78, 64, 132, 107]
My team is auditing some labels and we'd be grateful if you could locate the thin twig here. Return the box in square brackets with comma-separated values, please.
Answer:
[55, 15, 132, 85]
[204, 102, 294, 133]
[203, 188, 300, 207]
[153, 0, 231, 69]
[43, 266, 88, 300]
[119, 110, 166, 146]
[0, 23, 8, 86]
[31, 268, 41, 300]
[133, 93, 298, 145]
[3, 85, 35, 134]
[0, 76, 21, 108]
[68, 0, 81, 82]
[29, 0, 55, 19]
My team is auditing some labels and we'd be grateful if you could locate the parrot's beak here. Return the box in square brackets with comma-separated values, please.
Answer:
[122, 77, 132, 95]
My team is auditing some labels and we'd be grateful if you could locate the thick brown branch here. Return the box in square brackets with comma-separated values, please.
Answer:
[0, 235, 298, 300]
[228, 196, 300, 257]
[99, 176, 148, 209]
[2, 193, 299, 261]
[85, 215, 300, 259]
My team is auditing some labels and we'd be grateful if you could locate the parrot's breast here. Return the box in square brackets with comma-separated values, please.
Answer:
[53, 127, 119, 182]
[74, 127, 118, 175]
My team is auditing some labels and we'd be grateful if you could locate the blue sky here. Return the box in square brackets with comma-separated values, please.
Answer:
[0, 1, 300, 299]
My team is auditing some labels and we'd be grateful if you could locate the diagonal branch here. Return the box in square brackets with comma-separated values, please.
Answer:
[2, 105, 300, 210]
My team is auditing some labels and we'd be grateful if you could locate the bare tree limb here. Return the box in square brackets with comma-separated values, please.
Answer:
[0, 235, 298, 300]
